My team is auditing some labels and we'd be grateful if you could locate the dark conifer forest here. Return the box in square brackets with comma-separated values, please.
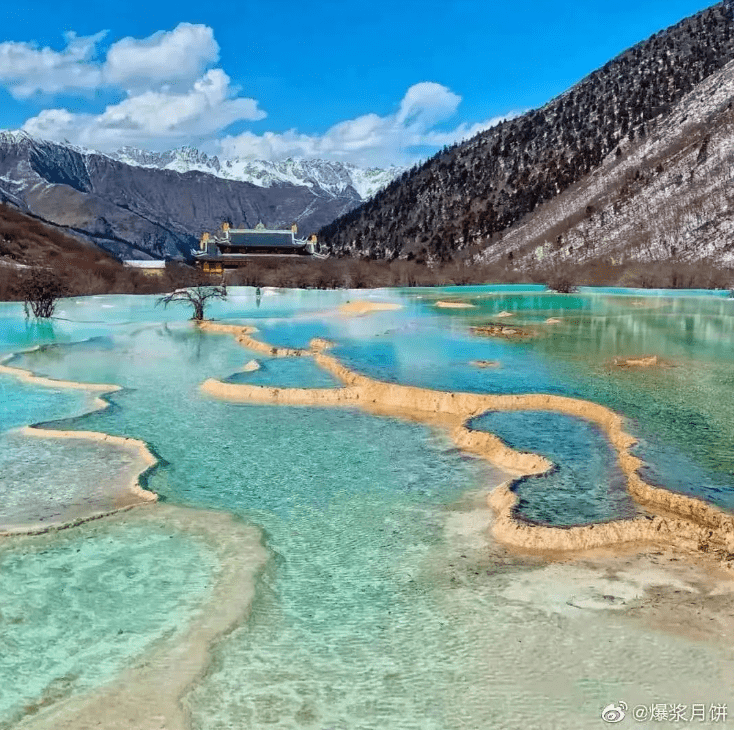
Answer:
[319, 1, 734, 263]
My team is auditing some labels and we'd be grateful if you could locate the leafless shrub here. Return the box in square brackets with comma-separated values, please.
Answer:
[16, 266, 68, 318]
[544, 269, 579, 293]
[628, 260, 733, 290]
[157, 281, 227, 320]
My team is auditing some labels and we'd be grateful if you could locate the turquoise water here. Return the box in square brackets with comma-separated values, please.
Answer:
[469, 411, 635, 526]
[0, 376, 91, 434]
[224, 356, 341, 388]
[1, 286, 733, 728]
[0, 432, 143, 527]
[0, 521, 216, 730]
[324, 290, 734, 507]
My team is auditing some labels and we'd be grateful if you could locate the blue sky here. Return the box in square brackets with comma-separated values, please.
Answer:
[0, 0, 716, 166]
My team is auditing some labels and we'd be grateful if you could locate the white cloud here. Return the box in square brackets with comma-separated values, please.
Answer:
[396, 81, 461, 127]
[8, 24, 264, 150]
[0, 24, 219, 99]
[2, 25, 510, 166]
[0, 31, 106, 98]
[218, 82, 510, 167]
[421, 115, 519, 147]
[104, 23, 219, 90]
[23, 69, 265, 150]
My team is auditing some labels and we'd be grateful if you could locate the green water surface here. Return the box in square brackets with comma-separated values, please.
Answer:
[0, 286, 733, 729]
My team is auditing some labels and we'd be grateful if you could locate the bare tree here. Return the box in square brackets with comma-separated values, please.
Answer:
[17, 266, 68, 318]
[545, 268, 579, 293]
[157, 282, 227, 321]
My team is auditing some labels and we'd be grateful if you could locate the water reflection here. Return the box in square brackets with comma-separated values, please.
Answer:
[1, 287, 733, 730]
[401, 288, 734, 508]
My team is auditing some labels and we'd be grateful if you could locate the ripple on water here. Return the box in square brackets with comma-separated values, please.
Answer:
[469, 410, 637, 526]
[0, 431, 150, 529]
[0, 376, 93, 435]
[1, 290, 734, 729]
[0, 520, 217, 728]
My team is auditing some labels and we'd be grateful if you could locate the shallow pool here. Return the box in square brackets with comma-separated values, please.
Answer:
[1, 286, 733, 729]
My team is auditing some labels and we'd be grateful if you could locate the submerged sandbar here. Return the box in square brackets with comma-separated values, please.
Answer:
[200, 322, 734, 566]
[0, 355, 157, 535]
[434, 300, 476, 309]
[0, 332, 268, 730]
[10, 505, 266, 730]
[338, 300, 402, 315]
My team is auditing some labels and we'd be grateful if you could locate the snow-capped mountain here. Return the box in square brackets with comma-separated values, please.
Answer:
[108, 147, 403, 200]
[0, 131, 391, 260]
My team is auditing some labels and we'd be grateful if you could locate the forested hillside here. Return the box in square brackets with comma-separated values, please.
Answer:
[320, 1, 734, 264]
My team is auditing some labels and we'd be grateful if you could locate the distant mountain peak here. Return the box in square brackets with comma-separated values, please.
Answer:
[0, 132, 404, 201]
[0, 131, 401, 261]
[0, 130, 34, 147]
[106, 146, 404, 200]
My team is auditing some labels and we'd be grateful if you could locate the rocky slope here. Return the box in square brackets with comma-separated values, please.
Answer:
[482, 57, 734, 273]
[108, 148, 403, 201]
[0, 202, 133, 300]
[0, 203, 117, 267]
[320, 0, 734, 270]
[0, 134, 400, 260]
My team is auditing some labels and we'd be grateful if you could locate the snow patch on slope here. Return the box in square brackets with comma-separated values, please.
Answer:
[481, 56, 734, 270]
[108, 146, 403, 200]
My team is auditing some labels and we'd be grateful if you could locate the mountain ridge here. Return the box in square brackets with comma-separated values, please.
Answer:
[319, 0, 734, 271]
[0, 132, 402, 260]
[107, 146, 404, 200]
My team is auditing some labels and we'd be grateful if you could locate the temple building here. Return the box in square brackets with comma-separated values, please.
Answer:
[194, 222, 322, 273]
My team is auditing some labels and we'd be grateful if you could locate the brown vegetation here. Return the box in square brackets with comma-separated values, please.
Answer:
[157, 280, 228, 321]
[0, 203, 153, 299]
[223, 257, 522, 289]
[525, 259, 734, 291]
[1, 203, 732, 300]
[16, 267, 68, 317]
[543, 269, 579, 293]
[0, 204, 230, 301]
